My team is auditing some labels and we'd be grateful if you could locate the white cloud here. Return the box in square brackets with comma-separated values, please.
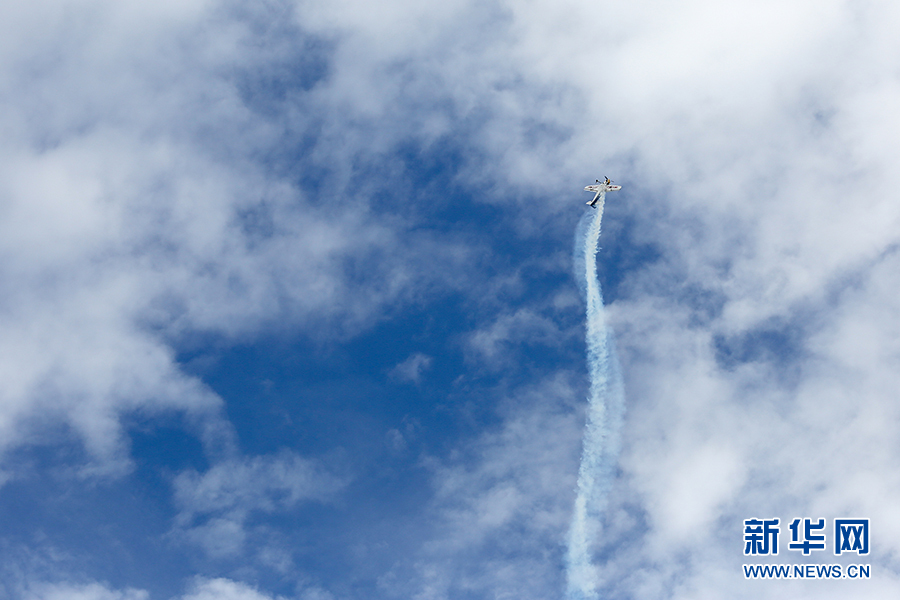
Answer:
[180, 578, 284, 600]
[379, 373, 585, 599]
[172, 451, 347, 559]
[389, 353, 433, 384]
[0, 0, 473, 476]
[19, 578, 292, 600]
[466, 308, 578, 370]
[180, 578, 334, 600]
[21, 582, 148, 600]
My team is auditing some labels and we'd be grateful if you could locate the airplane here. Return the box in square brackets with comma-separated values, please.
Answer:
[584, 177, 621, 207]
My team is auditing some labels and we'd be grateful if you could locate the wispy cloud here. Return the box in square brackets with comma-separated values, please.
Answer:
[180, 577, 287, 600]
[0, 0, 473, 479]
[21, 582, 148, 600]
[172, 451, 347, 559]
[389, 353, 433, 384]
[379, 373, 585, 599]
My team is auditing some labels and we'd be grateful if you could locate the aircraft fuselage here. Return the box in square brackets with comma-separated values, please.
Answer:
[584, 182, 621, 207]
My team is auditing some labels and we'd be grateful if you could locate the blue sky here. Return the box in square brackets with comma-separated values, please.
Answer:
[2, 1, 900, 599]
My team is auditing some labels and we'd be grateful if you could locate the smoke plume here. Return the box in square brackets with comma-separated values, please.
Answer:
[565, 194, 626, 600]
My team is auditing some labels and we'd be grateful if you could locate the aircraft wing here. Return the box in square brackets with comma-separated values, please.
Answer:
[584, 181, 621, 207]
[584, 183, 621, 193]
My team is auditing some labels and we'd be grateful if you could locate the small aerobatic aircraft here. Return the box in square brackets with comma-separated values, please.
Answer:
[584, 177, 622, 207]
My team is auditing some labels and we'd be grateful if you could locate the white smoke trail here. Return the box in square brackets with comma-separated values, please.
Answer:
[565, 193, 626, 600]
